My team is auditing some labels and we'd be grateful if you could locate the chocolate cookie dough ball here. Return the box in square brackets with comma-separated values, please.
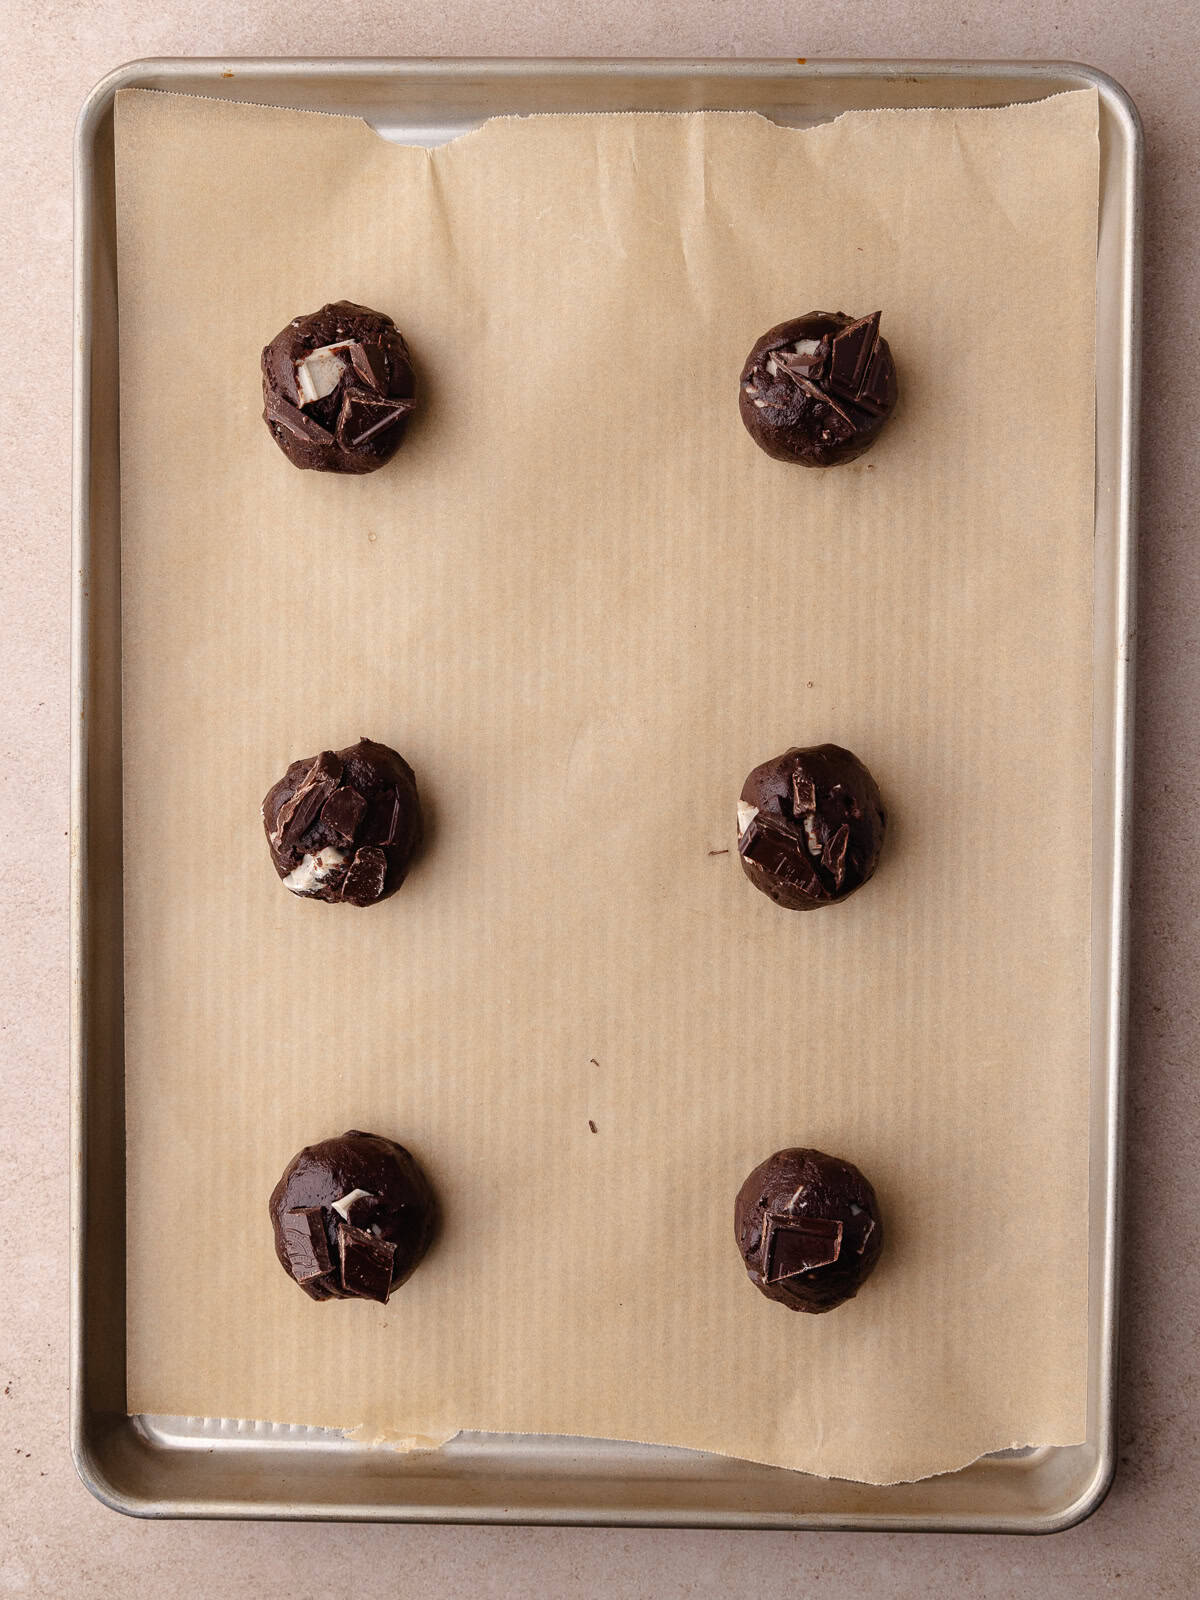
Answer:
[734, 1147, 884, 1313]
[261, 300, 417, 473]
[270, 1130, 438, 1303]
[738, 311, 898, 467]
[262, 737, 422, 907]
[736, 744, 885, 910]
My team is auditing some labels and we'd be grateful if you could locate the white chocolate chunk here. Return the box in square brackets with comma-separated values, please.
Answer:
[331, 1188, 373, 1221]
[281, 846, 347, 896]
[295, 342, 356, 404]
[802, 814, 823, 859]
[789, 338, 822, 358]
[736, 801, 759, 837]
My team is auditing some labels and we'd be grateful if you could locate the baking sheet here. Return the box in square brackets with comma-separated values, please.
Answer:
[113, 85, 1098, 1486]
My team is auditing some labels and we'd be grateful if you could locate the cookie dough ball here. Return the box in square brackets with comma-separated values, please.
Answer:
[262, 737, 422, 907]
[736, 744, 885, 910]
[269, 1130, 438, 1303]
[738, 311, 898, 467]
[261, 300, 417, 473]
[734, 1147, 884, 1313]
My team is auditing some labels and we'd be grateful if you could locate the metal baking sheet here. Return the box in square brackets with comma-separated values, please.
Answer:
[71, 56, 1141, 1530]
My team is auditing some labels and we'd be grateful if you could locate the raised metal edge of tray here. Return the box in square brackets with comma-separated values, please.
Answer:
[70, 56, 1142, 1532]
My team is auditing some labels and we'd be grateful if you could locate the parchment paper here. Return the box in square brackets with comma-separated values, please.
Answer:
[114, 87, 1098, 1485]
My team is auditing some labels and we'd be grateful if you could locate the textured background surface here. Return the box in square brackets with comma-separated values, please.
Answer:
[1, 1, 1196, 1593]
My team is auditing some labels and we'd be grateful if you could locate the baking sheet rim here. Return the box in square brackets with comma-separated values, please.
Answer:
[70, 54, 1140, 1531]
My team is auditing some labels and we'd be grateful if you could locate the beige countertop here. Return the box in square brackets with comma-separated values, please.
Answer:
[2, 2, 1197, 1594]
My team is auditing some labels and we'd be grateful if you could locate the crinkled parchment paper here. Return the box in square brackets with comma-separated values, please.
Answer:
[114, 87, 1097, 1483]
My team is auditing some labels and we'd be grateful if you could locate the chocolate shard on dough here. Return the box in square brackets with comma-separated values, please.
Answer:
[738, 811, 823, 899]
[340, 846, 389, 907]
[263, 390, 336, 445]
[280, 1207, 332, 1283]
[320, 785, 367, 845]
[338, 1224, 397, 1304]
[337, 391, 417, 449]
[857, 340, 897, 415]
[273, 751, 342, 848]
[763, 1214, 844, 1282]
[821, 822, 851, 889]
[827, 310, 881, 401]
[792, 768, 817, 815]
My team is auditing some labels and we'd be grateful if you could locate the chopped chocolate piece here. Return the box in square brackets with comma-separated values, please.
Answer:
[320, 785, 367, 845]
[337, 391, 417, 449]
[340, 846, 389, 907]
[821, 821, 851, 889]
[359, 782, 422, 854]
[338, 1224, 397, 1304]
[734, 1148, 884, 1313]
[261, 300, 418, 474]
[739, 310, 898, 467]
[827, 310, 880, 401]
[280, 1207, 332, 1283]
[737, 744, 886, 910]
[857, 341, 897, 415]
[265, 392, 337, 445]
[268, 1130, 438, 1303]
[262, 738, 421, 907]
[763, 1214, 843, 1282]
[346, 340, 389, 391]
[739, 812, 823, 899]
[272, 751, 342, 848]
[791, 768, 817, 815]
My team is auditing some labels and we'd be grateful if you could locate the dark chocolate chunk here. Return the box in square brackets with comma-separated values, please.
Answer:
[262, 738, 422, 907]
[821, 822, 851, 889]
[272, 751, 342, 848]
[340, 846, 389, 907]
[264, 392, 338, 445]
[827, 310, 880, 401]
[268, 1130, 438, 1303]
[734, 1148, 884, 1313]
[337, 391, 417, 449]
[261, 300, 418, 475]
[738, 310, 898, 467]
[763, 1214, 843, 1282]
[857, 341, 897, 415]
[338, 1225, 397, 1304]
[791, 768, 817, 815]
[280, 1207, 333, 1283]
[739, 812, 823, 900]
[320, 785, 367, 845]
[363, 788, 405, 848]
[340, 340, 383, 389]
[737, 744, 886, 910]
